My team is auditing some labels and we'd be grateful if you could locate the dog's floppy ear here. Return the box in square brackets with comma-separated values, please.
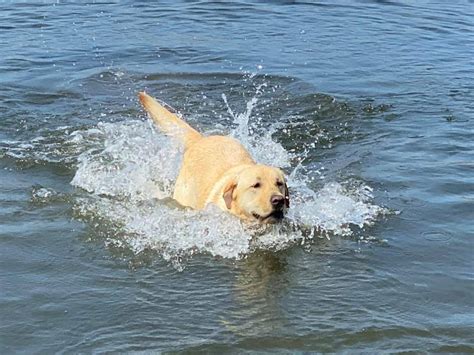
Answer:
[284, 183, 290, 208]
[223, 180, 237, 210]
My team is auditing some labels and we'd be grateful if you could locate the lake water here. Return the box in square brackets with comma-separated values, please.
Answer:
[1, 1, 473, 353]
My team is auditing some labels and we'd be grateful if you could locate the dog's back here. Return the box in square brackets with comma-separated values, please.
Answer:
[139, 92, 254, 209]
[174, 135, 254, 209]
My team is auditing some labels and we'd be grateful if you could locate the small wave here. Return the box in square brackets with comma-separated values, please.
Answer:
[0, 125, 98, 167]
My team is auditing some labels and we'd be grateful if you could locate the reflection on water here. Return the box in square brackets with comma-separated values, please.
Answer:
[226, 252, 290, 336]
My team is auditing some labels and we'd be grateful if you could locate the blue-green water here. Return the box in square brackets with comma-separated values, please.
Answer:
[1, 1, 473, 353]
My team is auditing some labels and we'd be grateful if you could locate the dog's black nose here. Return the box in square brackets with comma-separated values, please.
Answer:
[271, 194, 285, 208]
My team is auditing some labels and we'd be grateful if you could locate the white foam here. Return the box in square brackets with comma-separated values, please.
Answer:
[71, 93, 387, 268]
[288, 182, 384, 236]
[71, 120, 181, 200]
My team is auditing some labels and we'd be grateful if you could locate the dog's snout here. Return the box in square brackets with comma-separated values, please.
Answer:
[271, 194, 285, 208]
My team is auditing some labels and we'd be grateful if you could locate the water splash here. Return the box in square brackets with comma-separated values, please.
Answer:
[71, 120, 181, 200]
[222, 83, 290, 167]
[70, 89, 388, 269]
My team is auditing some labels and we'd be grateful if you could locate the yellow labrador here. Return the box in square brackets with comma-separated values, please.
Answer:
[139, 92, 289, 223]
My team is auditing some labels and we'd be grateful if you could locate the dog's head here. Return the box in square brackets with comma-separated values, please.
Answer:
[222, 165, 289, 223]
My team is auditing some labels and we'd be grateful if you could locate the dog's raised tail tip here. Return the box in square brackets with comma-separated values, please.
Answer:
[138, 91, 146, 99]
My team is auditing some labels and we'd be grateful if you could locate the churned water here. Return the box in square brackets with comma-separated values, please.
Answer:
[1, 1, 473, 353]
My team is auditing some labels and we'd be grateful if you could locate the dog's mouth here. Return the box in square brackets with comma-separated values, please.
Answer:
[252, 210, 285, 223]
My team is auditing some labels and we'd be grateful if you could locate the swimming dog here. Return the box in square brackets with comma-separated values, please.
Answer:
[139, 92, 289, 223]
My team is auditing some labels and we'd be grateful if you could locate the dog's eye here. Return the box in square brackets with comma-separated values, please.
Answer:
[252, 182, 261, 188]
[276, 181, 284, 187]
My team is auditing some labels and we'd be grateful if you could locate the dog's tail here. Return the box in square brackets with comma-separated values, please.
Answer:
[139, 92, 202, 149]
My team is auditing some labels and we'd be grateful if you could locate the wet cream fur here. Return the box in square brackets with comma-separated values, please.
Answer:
[139, 92, 289, 223]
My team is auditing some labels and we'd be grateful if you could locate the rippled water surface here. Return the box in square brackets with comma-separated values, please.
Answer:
[1, 1, 473, 353]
